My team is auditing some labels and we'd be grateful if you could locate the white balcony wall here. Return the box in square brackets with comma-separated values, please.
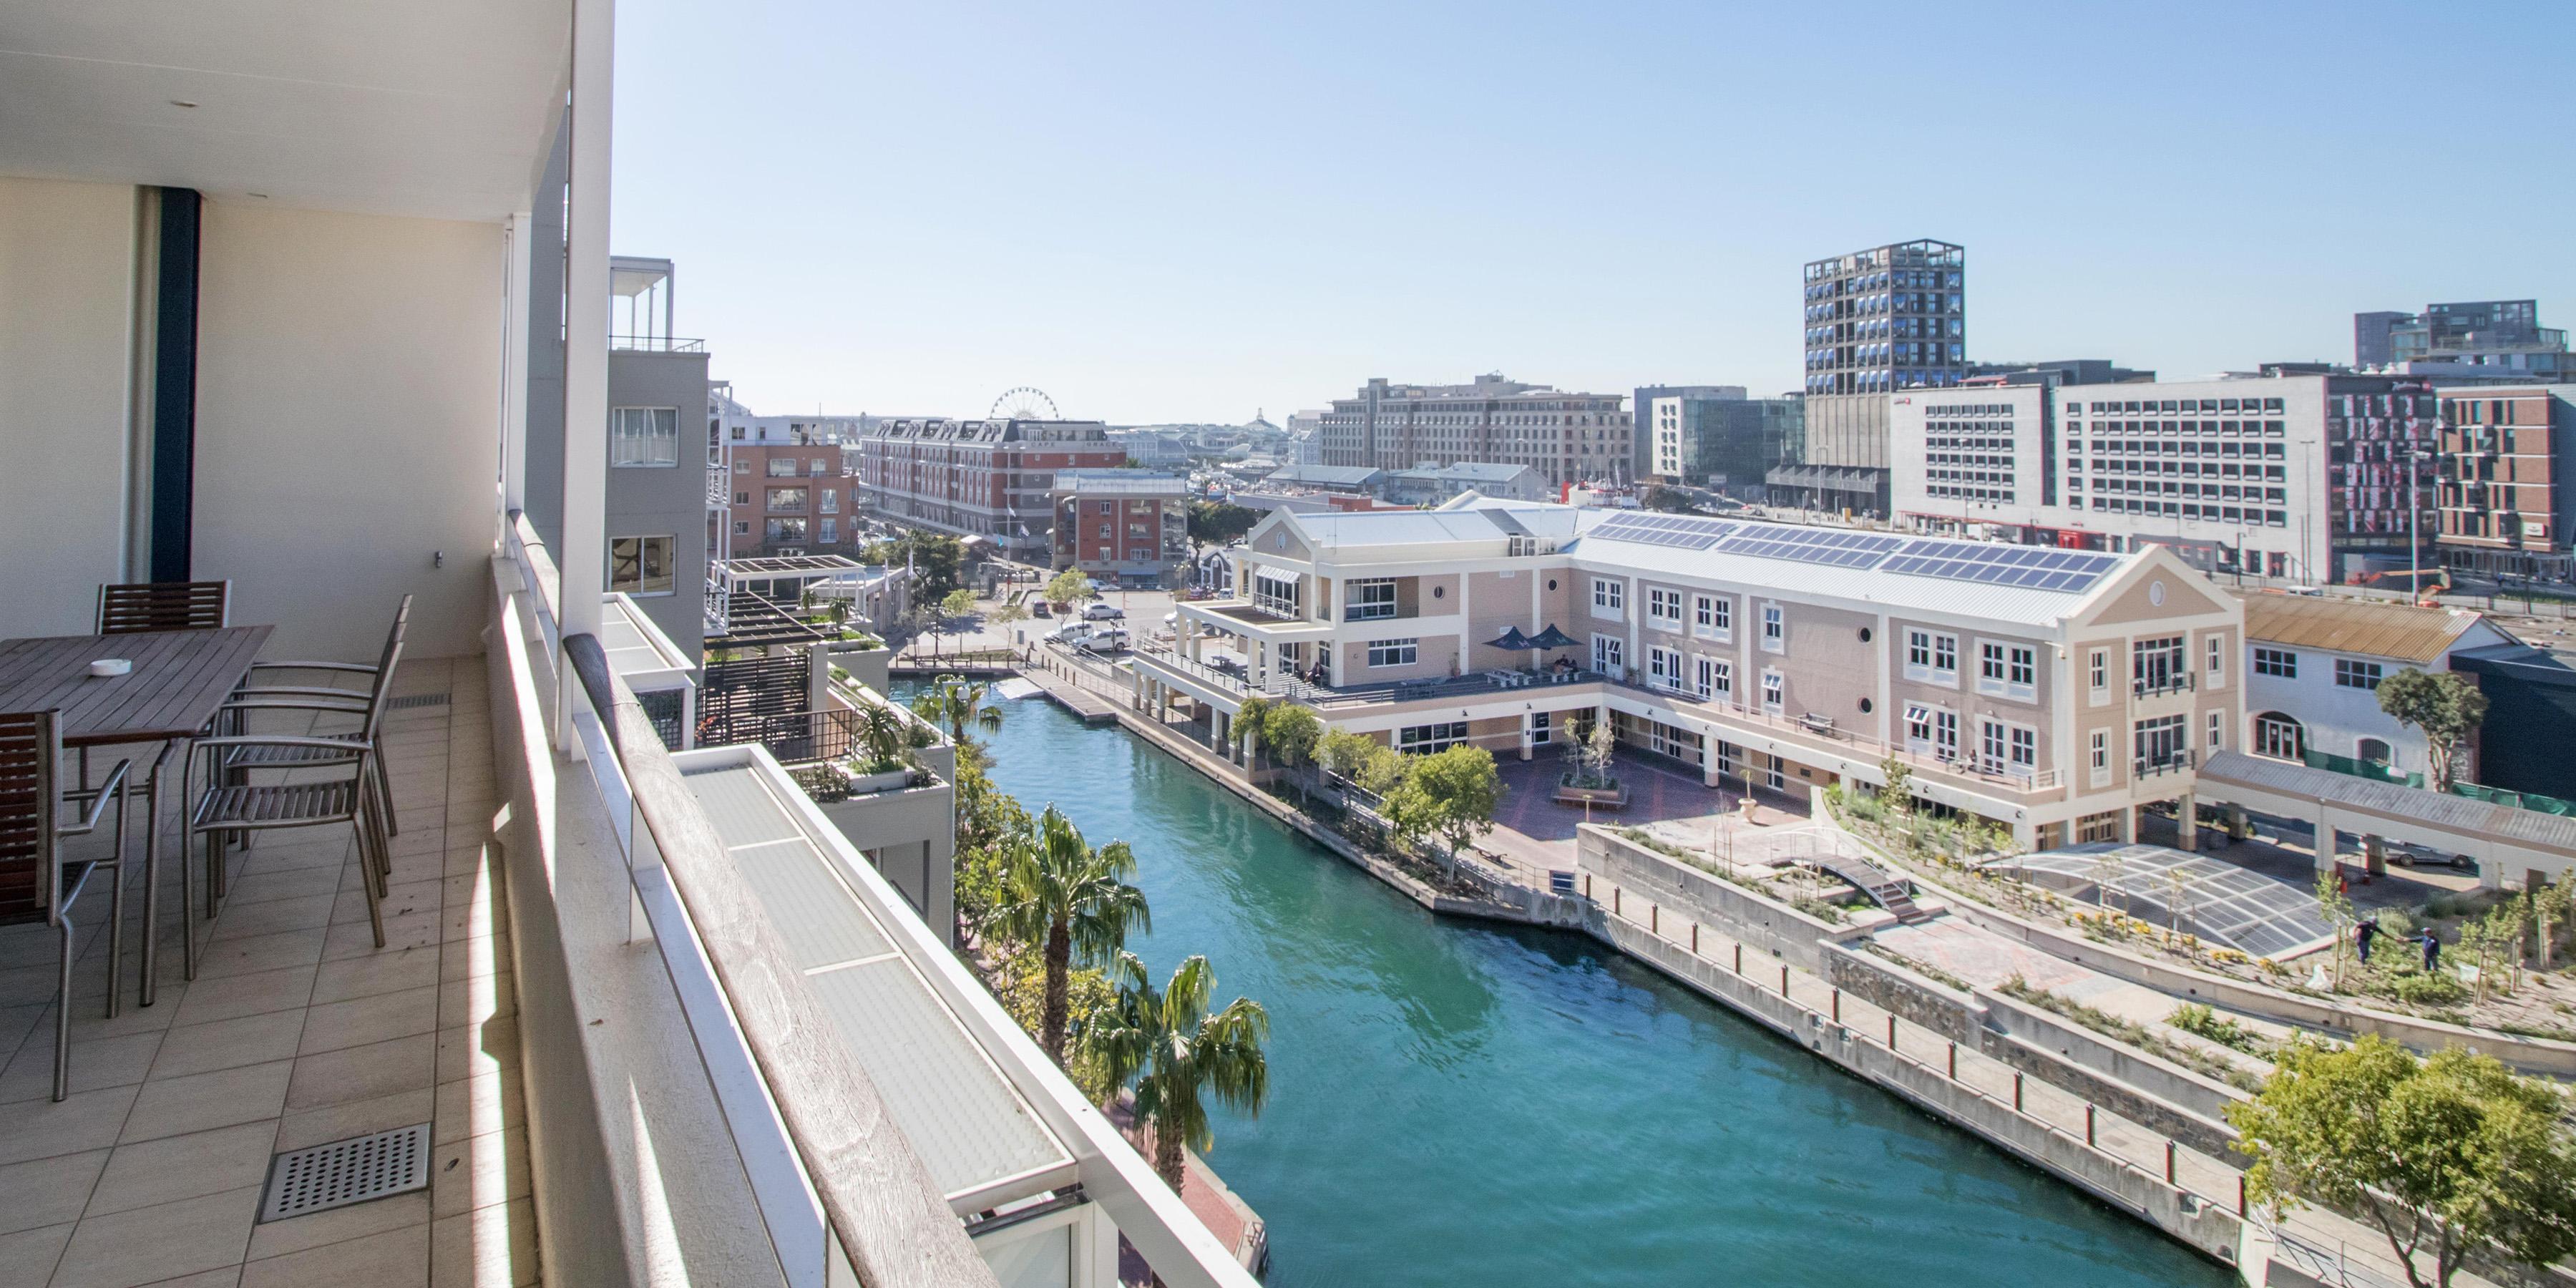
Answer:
[0, 176, 140, 638]
[194, 200, 502, 660]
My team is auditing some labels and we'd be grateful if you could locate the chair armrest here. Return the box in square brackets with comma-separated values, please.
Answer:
[60, 758, 130, 836]
[228, 686, 375, 705]
[244, 660, 380, 677]
[218, 696, 369, 716]
[191, 734, 377, 753]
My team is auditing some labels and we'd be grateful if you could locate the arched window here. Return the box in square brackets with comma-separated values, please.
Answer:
[2357, 738, 2394, 767]
[2254, 712, 2306, 761]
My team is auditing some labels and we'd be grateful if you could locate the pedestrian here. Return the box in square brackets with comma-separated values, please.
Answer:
[2356, 917, 2377, 965]
[2421, 929, 2442, 974]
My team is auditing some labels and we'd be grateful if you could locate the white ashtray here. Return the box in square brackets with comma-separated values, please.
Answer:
[89, 659, 132, 678]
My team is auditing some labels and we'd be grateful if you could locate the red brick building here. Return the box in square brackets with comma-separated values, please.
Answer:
[1049, 470, 1191, 582]
[2438, 386, 2576, 581]
[717, 429, 856, 557]
[853, 418, 1122, 562]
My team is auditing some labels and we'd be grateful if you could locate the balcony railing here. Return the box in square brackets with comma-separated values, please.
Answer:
[611, 333, 708, 352]
[2132, 670, 2196, 698]
[2135, 750, 2197, 778]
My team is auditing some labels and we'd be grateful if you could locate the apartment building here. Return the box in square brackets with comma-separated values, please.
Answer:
[1314, 374, 1632, 488]
[1051, 469, 1193, 581]
[0, 9, 1252, 1287]
[1777, 240, 1966, 514]
[718, 423, 861, 557]
[854, 417, 1123, 562]
[2357, 300, 2573, 384]
[1138, 499, 2241, 850]
[1892, 374, 2439, 583]
[1645, 393, 1803, 493]
[1634, 384, 1747, 481]
[2240, 594, 2514, 786]
[2436, 386, 2576, 581]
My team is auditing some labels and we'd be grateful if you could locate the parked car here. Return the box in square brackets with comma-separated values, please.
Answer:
[1031, 600, 1052, 617]
[1083, 602, 1126, 621]
[1051, 622, 1129, 651]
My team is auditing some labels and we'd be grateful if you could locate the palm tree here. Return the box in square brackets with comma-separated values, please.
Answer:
[995, 806, 1151, 1063]
[909, 673, 1002, 746]
[1091, 951, 1269, 1192]
[851, 697, 909, 771]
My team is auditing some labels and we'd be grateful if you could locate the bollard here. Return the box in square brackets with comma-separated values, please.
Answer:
[2165, 1141, 2177, 1185]
[1614, 887, 1621, 914]
[2237, 1175, 2248, 1217]
[2085, 1105, 2097, 1148]
[1887, 1015, 1897, 1049]
[1946, 1041, 1957, 1079]
[1690, 923, 1699, 954]
[1651, 904, 1658, 934]
[2012, 1072, 2024, 1112]
[1780, 965, 1790, 996]
[1831, 988, 1840, 1023]
[1584, 873, 1593, 898]
[1734, 943, 1742, 974]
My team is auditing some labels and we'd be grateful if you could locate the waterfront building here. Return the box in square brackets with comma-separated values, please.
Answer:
[1381, 462, 1551, 505]
[853, 416, 1126, 562]
[1778, 240, 1966, 515]
[717, 425, 860, 558]
[1651, 395, 1803, 495]
[2435, 385, 2576, 582]
[1286, 408, 1327, 464]
[1052, 468, 1194, 582]
[2238, 593, 2516, 787]
[1140, 497, 2243, 851]
[1890, 373, 2440, 584]
[1315, 374, 1632, 489]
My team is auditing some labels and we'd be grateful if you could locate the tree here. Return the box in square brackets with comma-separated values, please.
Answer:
[2379, 669, 2489, 793]
[1186, 500, 1257, 554]
[1045, 567, 1093, 606]
[1641, 484, 1694, 514]
[989, 602, 1030, 627]
[1317, 728, 1378, 782]
[937, 588, 980, 624]
[2228, 1037, 2576, 1288]
[2315, 869, 2357, 990]
[1392, 744, 1503, 876]
[994, 806, 1151, 1065]
[1259, 704, 1322, 780]
[1232, 696, 1272, 766]
[868, 533, 965, 597]
[910, 673, 1004, 747]
[1090, 952, 1270, 1192]
[851, 696, 911, 772]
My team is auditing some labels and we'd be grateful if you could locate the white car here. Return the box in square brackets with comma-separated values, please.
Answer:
[1083, 602, 1126, 621]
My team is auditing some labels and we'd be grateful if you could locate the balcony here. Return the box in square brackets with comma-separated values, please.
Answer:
[2132, 670, 2195, 698]
[2136, 750, 2198, 779]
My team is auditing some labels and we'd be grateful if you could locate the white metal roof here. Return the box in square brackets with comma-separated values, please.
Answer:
[677, 758, 1075, 1204]
[600, 594, 694, 694]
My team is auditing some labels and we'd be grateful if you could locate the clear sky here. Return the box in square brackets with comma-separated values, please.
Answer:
[610, 0, 2575, 426]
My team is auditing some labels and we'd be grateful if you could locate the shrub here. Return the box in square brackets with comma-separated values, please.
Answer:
[2390, 971, 2469, 1007]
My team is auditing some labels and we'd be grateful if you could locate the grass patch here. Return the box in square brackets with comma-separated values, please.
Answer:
[2168, 1002, 2272, 1059]
[1863, 942, 1974, 995]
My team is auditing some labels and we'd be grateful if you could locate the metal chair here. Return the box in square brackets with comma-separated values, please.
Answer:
[94, 580, 230, 635]
[0, 711, 131, 1101]
[181, 675, 396, 967]
[228, 596, 410, 837]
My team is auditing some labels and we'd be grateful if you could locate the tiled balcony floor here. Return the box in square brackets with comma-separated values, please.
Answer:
[0, 658, 537, 1288]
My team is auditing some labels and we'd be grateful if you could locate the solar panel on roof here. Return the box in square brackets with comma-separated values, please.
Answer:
[1589, 512, 1735, 551]
[1712, 525, 1904, 568]
[1883, 538, 2121, 593]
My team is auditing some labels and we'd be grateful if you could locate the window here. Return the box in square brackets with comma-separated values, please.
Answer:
[732, 521, 750, 535]
[608, 536, 673, 595]
[1252, 570, 1300, 617]
[1978, 642, 2037, 700]
[733, 491, 748, 506]
[766, 487, 809, 512]
[1646, 588, 1685, 629]
[1760, 603, 1784, 653]
[1593, 634, 1624, 673]
[733, 458, 747, 472]
[1760, 669, 1784, 714]
[2334, 659, 2384, 690]
[1694, 655, 1731, 703]
[2132, 636, 2186, 693]
[1530, 711, 1551, 746]
[1367, 638, 1418, 668]
[2357, 737, 2393, 766]
[767, 457, 801, 477]
[1098, 525, 1111, 539]
[765, 517, 809, 544]
[820, 488, 839, 514]
[2205, 636, 2225, 688]
[2207, 710, 2225, 754]
[610, 408, 678, 467]
[1592, 577, 1624, 616]
[1347, 579, 1397, 621]
[2089, 648, 2107, 693]
[2255, 712, 2304, 760]
[1396, 721, 1468, 754]
[2253, 647, 2296, 678]
[1692, 594, 1732, 640]
[2090, 729, 2111, 786]
[1905, 629, 1958, 683]
[2134, 714, 2188, 771]
[1647, 645, 1684, 691]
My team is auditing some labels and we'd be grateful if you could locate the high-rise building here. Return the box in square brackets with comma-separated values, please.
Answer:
[1693, 398, 1807, 497]
[2436, 386, 2576, 582]
[1315, 374, 1631, 488]
[1776, 240, 1966, 515]
[2356, 301, 2572, 383]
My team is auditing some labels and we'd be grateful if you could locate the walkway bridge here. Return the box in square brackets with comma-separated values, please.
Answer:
[2195, 750, 2576, 888]
[1808, 854, 1931, 924]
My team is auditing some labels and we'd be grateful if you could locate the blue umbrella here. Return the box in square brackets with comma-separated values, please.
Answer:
[1484, 625, 1533, 651]
[1526, 625, 1580, 650]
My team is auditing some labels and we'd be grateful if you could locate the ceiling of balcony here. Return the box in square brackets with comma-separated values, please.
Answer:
[0, 0, 572, 221]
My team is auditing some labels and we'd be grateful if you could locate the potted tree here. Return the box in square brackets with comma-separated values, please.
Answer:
[1553, 715, 1628, 809]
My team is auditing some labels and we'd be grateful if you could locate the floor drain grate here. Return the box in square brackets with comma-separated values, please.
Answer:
[388, 693, 451, 711]
[259, 1123, 433, 1222]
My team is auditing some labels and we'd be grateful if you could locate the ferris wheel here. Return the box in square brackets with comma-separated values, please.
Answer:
[990, 386, 1059, 420]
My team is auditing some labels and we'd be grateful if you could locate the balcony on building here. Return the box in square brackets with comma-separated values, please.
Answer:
[0, 6, 1257, 1287]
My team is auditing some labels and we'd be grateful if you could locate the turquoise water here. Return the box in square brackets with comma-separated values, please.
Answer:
[921, 683, 2234, 1287]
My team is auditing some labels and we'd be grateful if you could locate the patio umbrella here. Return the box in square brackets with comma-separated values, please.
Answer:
[1483, 625, 1534, 651]
[1526, 625, 1580, 650]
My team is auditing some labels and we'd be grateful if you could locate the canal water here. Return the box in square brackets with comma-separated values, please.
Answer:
[912, 683, 2234, 1287]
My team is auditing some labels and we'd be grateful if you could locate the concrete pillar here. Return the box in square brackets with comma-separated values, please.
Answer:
[2314, 806, 2336, 872]
[1211, 710, 1228, 753]
[2363, 834, 2386, 877]
[1701, 730, 1721, 787]
[2176, 791, 2197, 852]
[1188, 624, 1204, 663]
[1520, 711, 1536, 762]
[2226, 802, 2248, 841]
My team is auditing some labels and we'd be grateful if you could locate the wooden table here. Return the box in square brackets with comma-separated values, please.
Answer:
[0, 626, 273, 1005]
